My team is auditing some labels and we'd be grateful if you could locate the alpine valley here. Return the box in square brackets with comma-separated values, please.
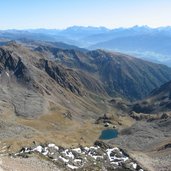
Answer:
[0, 28, 171, 171]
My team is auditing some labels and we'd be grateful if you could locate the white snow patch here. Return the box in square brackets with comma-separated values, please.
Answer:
[5, 72, 9, 77]
[106, 148, 118, 161]
[122, 156, 129, 162]
[42, 150, 48, 156]
[48, 144, 59, 150]
[106, 148, 128, 162]
[59, 156, 69, 163]
[14, 153, 20, 156]
[67, 164, 78, 169]
[62, 149, 74, 159]
[111, 161, 119, 166]
[33, 146, 43, 153]
[52, 158, 58, 161]
[88, 152, 103, 160]
[74, 159, 82, 163]
[24, 148, 31, 153]
[84, 147, 89, 151]
[90, 146, 99, 150]
[72, 148, 81, 153]
[43, 147, 49, 154]
[130, 162, 137, 169]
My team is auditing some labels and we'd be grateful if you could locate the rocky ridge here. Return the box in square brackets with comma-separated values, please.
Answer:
[34, 42, 171, 100]
[13, 141, 144, 171]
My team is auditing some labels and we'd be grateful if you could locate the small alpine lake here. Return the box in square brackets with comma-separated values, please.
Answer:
[99, 129, 118, 140]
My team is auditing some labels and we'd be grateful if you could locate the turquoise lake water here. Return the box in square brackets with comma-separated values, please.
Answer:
[99, 129, 118, 140]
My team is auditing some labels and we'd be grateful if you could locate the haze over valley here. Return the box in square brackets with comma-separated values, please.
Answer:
[1, 26, 171, 66]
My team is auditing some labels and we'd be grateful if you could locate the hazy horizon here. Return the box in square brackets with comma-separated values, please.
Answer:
[1, 25, 171, 31]
[1, 0, 171, 29]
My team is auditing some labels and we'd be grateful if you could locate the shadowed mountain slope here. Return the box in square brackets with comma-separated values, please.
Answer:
[132, 80, 171, 113]
[33, 43, 171, 100]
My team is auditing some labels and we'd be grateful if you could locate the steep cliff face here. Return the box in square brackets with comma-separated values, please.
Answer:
[44, 60, 83, 95]
[0, 48, 17, 71]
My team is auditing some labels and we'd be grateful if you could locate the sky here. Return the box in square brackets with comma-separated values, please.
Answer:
[0, 0, 171, 29]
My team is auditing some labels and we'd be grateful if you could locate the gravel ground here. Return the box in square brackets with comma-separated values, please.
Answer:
[130, 150, 171, 171]
[110, 119, 171, 171]
[0, 156, 61, 171]
[110, 119, 171, 151]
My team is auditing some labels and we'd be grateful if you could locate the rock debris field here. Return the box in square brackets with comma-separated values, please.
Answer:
[13, 141, 144, 171]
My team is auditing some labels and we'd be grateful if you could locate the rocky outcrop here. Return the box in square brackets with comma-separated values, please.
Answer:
[14, 142, 144, 171]
[0, 48, 31, 83]
[44, 60, 83, 95]
[0, 48, 17, 71]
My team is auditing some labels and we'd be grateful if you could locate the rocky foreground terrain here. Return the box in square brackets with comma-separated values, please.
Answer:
[7, 141, 143, 171]
[0, 40, 171, 170]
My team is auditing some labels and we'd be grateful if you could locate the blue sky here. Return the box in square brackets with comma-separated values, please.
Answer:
[0, 0, 171, 29]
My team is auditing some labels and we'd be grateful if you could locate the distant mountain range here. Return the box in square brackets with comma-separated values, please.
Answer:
[1, 26, 171, 66]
